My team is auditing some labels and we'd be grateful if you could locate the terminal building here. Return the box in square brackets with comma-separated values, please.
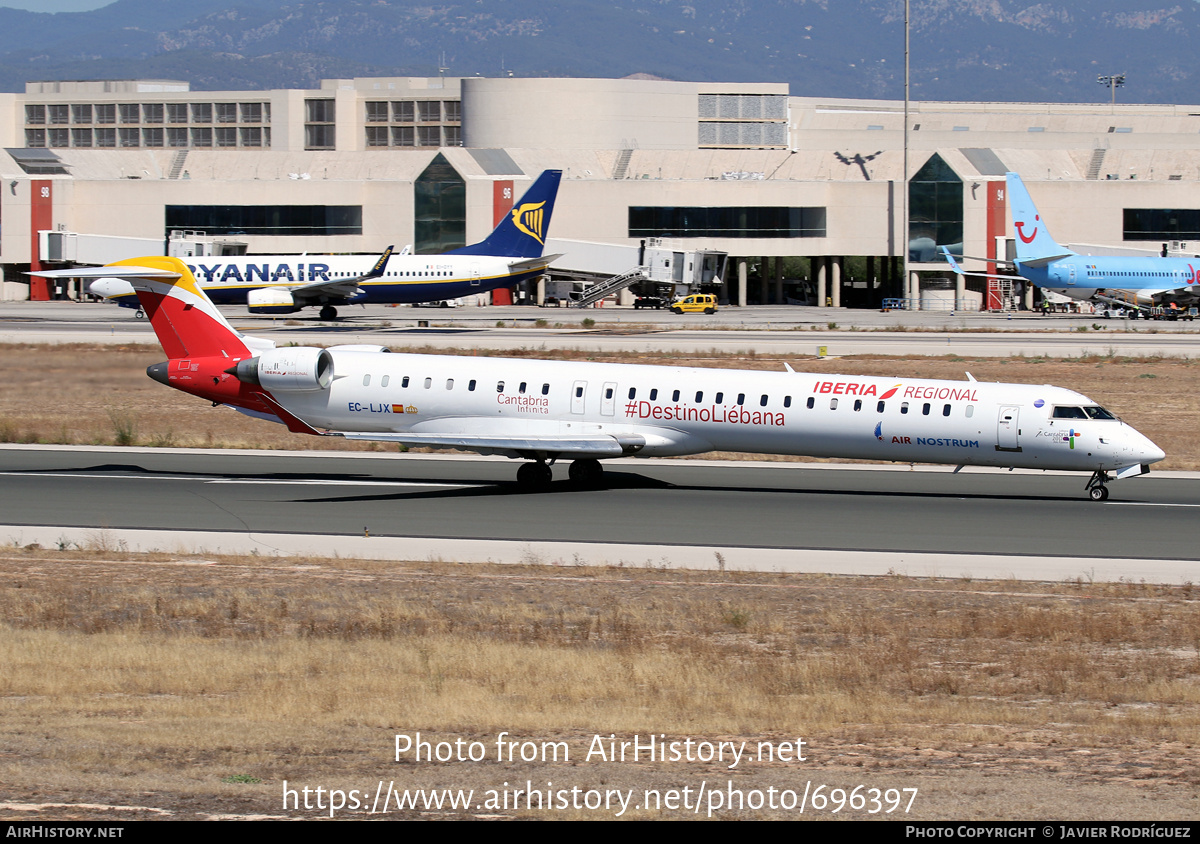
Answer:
[2, 74, 1199, 309]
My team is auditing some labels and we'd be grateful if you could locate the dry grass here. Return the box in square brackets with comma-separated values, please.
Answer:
[1, 547, 1198, 819]
[0, 343, 1196, 469]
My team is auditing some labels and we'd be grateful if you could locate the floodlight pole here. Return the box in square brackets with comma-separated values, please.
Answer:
[1098, 73, 1125, 114]
[903, 0, 911, 306]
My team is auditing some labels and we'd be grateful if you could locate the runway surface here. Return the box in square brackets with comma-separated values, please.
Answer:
[2, 446, 1196, 583]
[3, 300, 1198, 357]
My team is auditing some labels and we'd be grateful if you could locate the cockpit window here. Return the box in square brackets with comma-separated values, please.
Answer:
[1083, 406, 1116, 420]
[1052, 406, 1087, 419]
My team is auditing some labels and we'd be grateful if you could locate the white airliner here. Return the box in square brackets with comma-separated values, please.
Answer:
[77, 169, 563, 320]
[944, 172, 1200, 313]
[75, 256, 1164, 501]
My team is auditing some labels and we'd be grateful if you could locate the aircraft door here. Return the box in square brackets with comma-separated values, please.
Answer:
[601, 382, 617, 416]
[571, 380, 587, 414]
[997, 406, 1021, 451]
[1068, 265, 1076, 285]
[470, 263, 481, 286]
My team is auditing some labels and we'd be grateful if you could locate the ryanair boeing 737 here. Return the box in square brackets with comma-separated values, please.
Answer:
[53, 170, 562, 320]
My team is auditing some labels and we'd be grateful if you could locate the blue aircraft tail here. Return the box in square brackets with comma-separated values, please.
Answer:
[448, 170, 562, 258]
[1006, 172, 1073, 266]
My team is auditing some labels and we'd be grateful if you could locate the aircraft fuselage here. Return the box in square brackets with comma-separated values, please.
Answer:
[256, 351, 1162, 473]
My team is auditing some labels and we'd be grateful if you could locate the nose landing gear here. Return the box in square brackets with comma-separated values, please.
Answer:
[1086, 470, 1111, 501]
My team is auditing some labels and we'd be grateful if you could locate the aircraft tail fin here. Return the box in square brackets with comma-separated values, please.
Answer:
[447, 169, 562, 258]
[111, 257, 253, 360]
[1006, 172, 1074, 266]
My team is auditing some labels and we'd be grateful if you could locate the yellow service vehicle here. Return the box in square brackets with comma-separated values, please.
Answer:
[670, 294, 718, 314]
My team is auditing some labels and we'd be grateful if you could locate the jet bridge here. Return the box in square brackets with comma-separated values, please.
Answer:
[547, 237, 726, 305]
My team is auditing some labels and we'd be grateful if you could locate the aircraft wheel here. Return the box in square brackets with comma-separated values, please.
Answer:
[517, 462, 553, 490]
[135, 309, 145, 319]
[1089, 485, 1110, 502]
[568, 458, 604, 487]
[319, 305, 338, 320]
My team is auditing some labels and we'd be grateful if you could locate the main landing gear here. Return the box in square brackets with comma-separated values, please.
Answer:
[319, 305, 339, 320]
[516, 461, 553, 490]
[515, 458, 606, 491]
[1086, 470, 1111, 502]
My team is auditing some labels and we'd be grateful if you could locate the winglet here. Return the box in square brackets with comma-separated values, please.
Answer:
[365, 245, 394, 279]
[940, 246, 964, 275]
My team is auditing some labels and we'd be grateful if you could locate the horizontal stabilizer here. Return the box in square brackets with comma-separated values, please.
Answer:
[30, 266, 181, 280]
[509, 253, 563, 272]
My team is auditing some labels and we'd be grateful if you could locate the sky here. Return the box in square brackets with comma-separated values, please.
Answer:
[0, 0, 112, 10]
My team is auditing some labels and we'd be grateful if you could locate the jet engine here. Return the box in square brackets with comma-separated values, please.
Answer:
[229, 347, 333, 392]
[247, 287, 300, 314]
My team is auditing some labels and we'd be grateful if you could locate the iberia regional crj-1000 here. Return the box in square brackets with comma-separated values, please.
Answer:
[49, 170, 562, 321]
[73, 255, 1163, 501]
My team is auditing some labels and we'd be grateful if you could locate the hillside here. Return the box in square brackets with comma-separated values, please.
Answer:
[0, 0, 1196, 103]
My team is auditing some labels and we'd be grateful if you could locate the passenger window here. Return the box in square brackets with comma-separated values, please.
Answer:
[943, 404, 951, 417]
[446, 379, 454, 390]
[922, 403, 930, 416]
[965, 404, 973, 418]
[806, 397, 815, 409]
[381, 375, 389, 388]
[605, 387, 613, 399]
[542, 383, 550, 396]
[695, 391, 703, 403]
[628, 387, 636, 400]
[759, 394, 768, 407]
[901, 402, 909, 414]
[497, 381, 505, 393]
[830, 398, 838, 410]
[877, 401, 885, 413]
[363, 374, 371, 386]
[715, 392, 724, 404]
[853, 399, 862, 411]
[737, 393, 745, 406]
[650, 388, 658, 401]
[783, 396, 791, 408]
[672, 389, 680, 401]
[469, 380, 476, 392]
[401, 376, 410, 388]
[519, 382, 527, 394]
[424, 377, 432, 389]
[575, 386, 583, 398]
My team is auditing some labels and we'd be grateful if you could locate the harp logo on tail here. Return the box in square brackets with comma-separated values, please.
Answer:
[511, 201, 547, 245]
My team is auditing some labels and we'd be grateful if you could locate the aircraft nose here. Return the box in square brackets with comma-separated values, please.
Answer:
[1128, 429, 1165, 465]
[1143, 442, 1167, 464]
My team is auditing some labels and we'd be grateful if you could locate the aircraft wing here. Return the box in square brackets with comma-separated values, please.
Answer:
[940, 247, 1022, 281]
[958, 253, 1015, 267]
[336, 431, 642, 458]
[283, 245, 394, 302]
